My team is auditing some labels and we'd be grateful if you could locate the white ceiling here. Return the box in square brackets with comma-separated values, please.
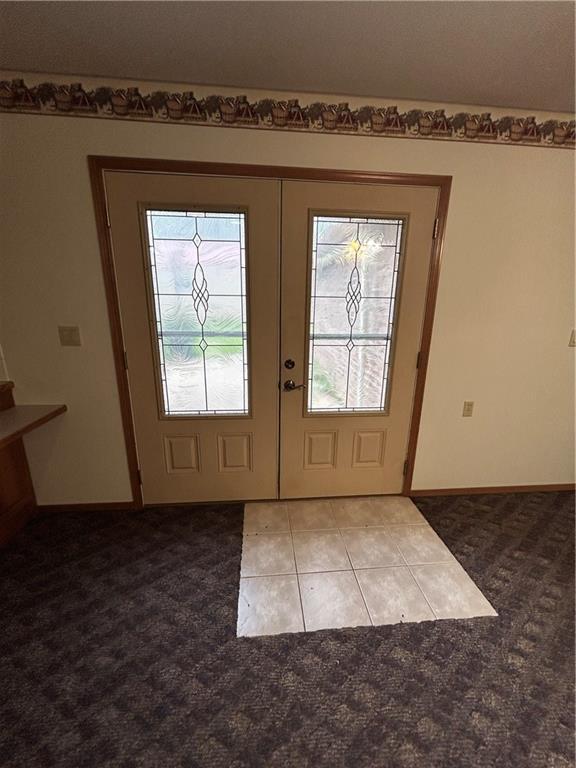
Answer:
[0, 1, 574, 113]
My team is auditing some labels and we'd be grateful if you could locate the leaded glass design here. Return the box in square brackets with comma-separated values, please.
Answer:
[307, 215, 404, 413]
[145, 209, 249, 415]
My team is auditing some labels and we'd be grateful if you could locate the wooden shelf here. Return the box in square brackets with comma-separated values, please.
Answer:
[0, 382, 68, 545]
[0, 404, 67, 450]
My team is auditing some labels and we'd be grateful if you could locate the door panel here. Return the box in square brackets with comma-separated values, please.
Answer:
[105, 172, 280, 503]
[280, 181, 439, 498]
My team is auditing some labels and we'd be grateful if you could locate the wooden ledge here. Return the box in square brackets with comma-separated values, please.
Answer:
[0, 404, 67, 450]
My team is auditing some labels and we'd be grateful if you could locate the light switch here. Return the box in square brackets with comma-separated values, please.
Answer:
[58, 325, 82, 347]
[462, 401, 474, 417]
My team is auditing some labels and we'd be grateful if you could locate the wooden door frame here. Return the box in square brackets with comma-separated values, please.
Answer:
[88, 156, 452, 507]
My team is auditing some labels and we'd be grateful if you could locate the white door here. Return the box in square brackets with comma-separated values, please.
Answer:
[105, 171, 280, 504]
[279, 180, 439, 497]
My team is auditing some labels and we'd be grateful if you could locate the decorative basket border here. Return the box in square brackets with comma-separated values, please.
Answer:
[0, 77, 574, 149]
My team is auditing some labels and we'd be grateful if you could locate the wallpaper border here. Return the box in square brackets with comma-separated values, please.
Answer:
[1, 77, 574, 149]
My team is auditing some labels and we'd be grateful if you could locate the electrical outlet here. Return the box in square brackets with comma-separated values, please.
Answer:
[569, 330, 575, 347]
[462, 401, 474, 417]
[58, 325, 82, 347]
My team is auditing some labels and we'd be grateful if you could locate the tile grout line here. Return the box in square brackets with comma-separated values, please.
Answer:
[404, 558, 496, 621]
[240, 557, 458, 578]
[394, 544, 439, 619]
[241, 502, 308, 634]
[341, 512, 409, 626]
[245, 518, 432, 536]
[237, 508, 246, 637]
[385, 513, 456, 620]
[336, 522, 374, 627]
[399, 514, 487, 619]
[288, 505, 308, 632]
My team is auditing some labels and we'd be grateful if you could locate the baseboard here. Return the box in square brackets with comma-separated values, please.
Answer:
[410, 483, 575, 497]
[36, 484, 575, 511]
[39, 501, 138, 514]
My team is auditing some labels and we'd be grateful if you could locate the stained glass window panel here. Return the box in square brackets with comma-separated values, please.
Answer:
[145, 210, 249, 416]
[307, 215, 404, 413]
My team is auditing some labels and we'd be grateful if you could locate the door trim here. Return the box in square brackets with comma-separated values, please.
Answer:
[88, 156, 452, 505]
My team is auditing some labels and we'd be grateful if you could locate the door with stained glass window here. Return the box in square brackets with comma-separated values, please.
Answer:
[105, 172, 280, 503]
[104, 170, 439, 504]
[280, 181, 439, 498]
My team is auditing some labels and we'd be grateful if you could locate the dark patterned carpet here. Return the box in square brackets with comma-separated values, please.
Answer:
[0, 492, 574, 768]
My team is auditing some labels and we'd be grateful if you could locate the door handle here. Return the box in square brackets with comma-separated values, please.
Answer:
[283, 379, 306, 391]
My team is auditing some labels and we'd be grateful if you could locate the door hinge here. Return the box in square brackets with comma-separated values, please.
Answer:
[432, 217, 440, 239]
[416, 351, 421, 369]
[123, 350, 129, 370]
[403, 459, 409, 476]
[136, 468, 143, 486]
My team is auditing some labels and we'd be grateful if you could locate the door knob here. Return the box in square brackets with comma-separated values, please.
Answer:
[283, 379, 306, 391]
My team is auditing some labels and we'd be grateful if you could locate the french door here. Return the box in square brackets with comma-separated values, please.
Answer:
[280, 181, 438, 498]
[106, 173, 280, 503]
[104, 171, 438, 504]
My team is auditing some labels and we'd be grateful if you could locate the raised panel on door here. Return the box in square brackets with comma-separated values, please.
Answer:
[105, 172, 280, 503]
[279, 180, 439, 498]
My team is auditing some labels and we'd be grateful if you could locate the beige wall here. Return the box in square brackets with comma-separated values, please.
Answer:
[0, 105, 574, 502]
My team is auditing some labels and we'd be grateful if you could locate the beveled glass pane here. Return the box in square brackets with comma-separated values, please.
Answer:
[159, 295, 201, 338]
[162, 345, 205, 414]
[145, 209, 249, 416]
[198, 242, 242, 295]
[314, 245, 354, 297]
[357, 221, 399, 247]
[204, 346, 246, 412]
[313, 297, 350, 338]
[346, 347, 387, 409]
[316, 219, 357, 245]
[203, 296, 245, 343]
[353, 299, 393, 343]
[154, 241, 196, 294]
[308, 345, 349, 411]
[196, 216, 242, 241]
[151, 214, 197, 239]
[307, 214, 404, 413]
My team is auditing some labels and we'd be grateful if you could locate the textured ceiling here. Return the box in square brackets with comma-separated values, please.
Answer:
[0, 1, 574, 113]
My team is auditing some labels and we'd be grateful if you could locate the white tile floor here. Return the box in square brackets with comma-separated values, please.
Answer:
[237, 496, 497, 637]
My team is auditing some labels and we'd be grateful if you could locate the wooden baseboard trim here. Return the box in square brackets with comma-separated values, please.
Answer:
[36, 484, 574, 512]
[410, 483, 575, 497]
[39, 501, 137, 514]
